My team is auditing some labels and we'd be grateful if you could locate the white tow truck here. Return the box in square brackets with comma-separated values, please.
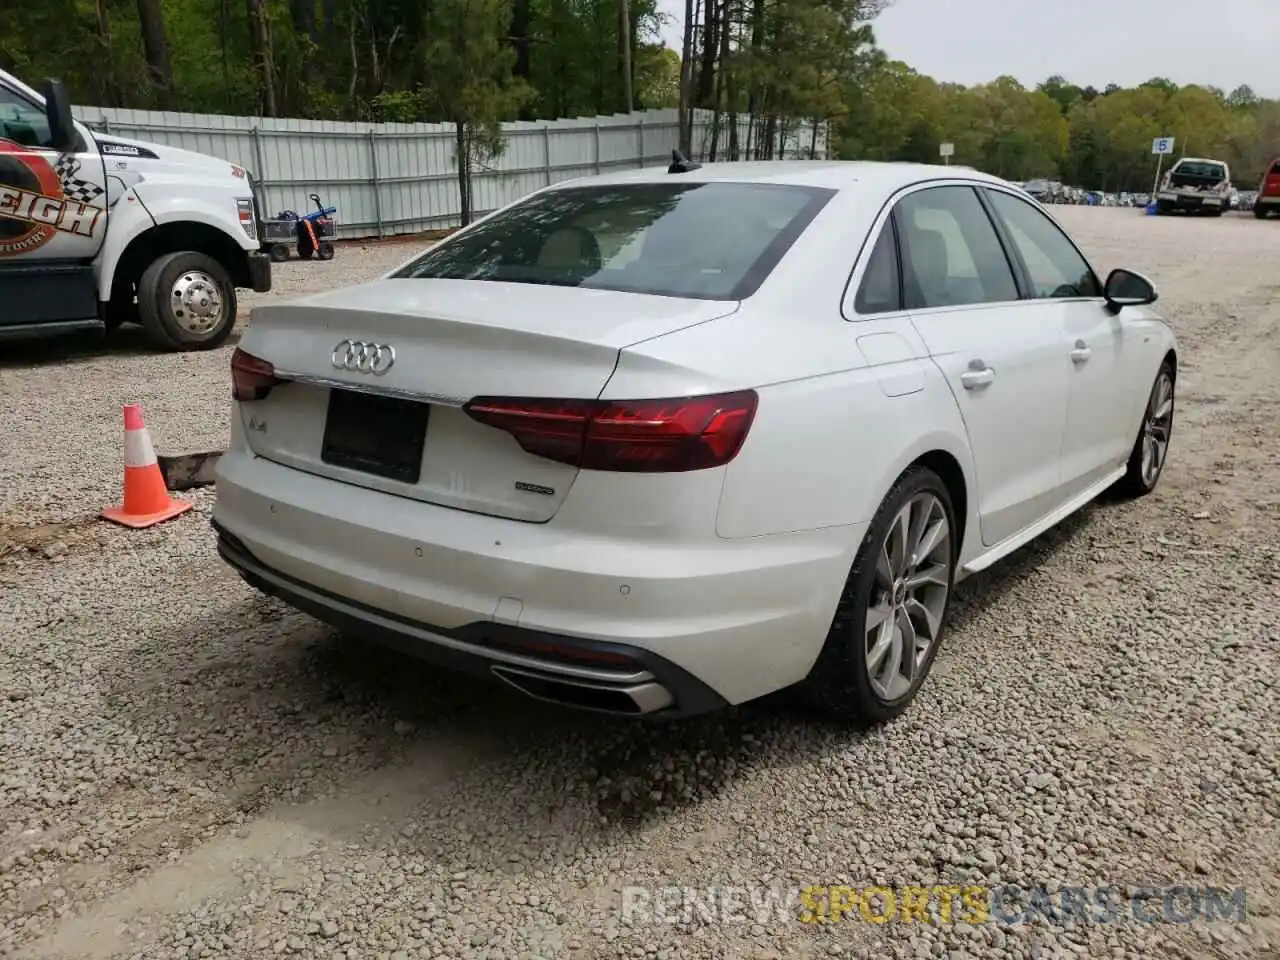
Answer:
[0, 71, 271, 350]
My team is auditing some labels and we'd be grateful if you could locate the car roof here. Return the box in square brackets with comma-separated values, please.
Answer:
[549, 160, 1013, 194]
[1174, 157, 1226, 165]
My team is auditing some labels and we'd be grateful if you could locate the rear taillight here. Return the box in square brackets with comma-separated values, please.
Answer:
[464, 390, 758, 473]
[231, 347, 282, 401]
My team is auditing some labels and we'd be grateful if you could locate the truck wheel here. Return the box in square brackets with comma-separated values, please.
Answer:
[137, 251, 237, 351]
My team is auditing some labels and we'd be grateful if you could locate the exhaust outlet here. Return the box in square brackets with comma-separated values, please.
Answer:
[490, 665, 674, 715]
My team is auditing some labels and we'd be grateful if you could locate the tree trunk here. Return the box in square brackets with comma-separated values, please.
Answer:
[247, 0, 278, 116]
[617, 0, 633, 112]
[677, 0, 697, 153]
[809, 119, 819, 159]
[695, 0, 718, 108]
[93, 0, 121, 106]
[510, 0, 534, 119]
[135, 0, 175, 107]
[455, 120, 472, 226]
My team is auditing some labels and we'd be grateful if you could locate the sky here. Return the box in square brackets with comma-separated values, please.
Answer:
[653, 0, 1280, 98]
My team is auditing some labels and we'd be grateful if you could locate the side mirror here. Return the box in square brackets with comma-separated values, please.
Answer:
[41, 78, 78, 153]
[1103, 268, 1158, 314]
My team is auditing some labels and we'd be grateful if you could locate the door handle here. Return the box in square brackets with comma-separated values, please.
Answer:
[960, 364, 996, 390]
[1070, 340, 1092, 364]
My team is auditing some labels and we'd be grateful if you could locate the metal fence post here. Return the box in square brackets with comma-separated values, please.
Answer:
[636, 120, 644, 168]
[543, 127, 552, 186]
[594, 122, 602, 174]
[249, 126, 267, 188]
[367, 129, 384, 238]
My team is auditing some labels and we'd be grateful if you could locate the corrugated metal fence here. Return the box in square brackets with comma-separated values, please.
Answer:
[71, 105, 828, 239]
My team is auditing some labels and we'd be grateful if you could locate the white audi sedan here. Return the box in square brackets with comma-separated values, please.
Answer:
[213, 160, 1177, 723]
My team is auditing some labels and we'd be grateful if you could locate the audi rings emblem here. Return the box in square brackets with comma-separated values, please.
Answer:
[331, 339, 396, 375]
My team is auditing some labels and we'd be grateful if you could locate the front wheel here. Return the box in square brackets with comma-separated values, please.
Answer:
[137, 251, 237, 351]
[803, 467, 957, 725]
[1113, 362, 1175, 498]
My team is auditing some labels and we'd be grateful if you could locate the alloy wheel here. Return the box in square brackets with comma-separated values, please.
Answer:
[1141, 371, 1174, 487]
[864, 492, 952, 701]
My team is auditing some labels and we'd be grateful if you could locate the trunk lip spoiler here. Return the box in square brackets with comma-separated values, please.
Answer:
[271, 370, 469, 407]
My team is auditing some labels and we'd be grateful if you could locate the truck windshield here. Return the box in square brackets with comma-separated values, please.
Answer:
[391, 181, 835, 301]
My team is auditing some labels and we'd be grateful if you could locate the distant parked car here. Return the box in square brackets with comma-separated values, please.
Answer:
[1254, 158, 1280, 219]
[214, 160, 1179, 723]
[1023, 179, 1055, 203]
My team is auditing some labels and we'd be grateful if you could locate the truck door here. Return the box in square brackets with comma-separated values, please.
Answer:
[0, 78, 108, 330]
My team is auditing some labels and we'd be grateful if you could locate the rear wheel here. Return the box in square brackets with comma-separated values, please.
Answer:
[1113, 362, 1175, 499]
[803, 467, 956, 725]
[137, 251, 237, 351]
[1256, 206, 1269, 219]
[317, 240, 335, 260]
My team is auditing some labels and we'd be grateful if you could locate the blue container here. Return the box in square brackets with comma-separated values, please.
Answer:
[1145, 202, 1158, 216]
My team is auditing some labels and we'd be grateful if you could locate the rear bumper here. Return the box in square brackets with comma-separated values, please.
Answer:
[211, 449, 859, 713]
[215, 521, 726, 717]
[1257, 195, 1280, 206]
[1157, 192, 1224, 208]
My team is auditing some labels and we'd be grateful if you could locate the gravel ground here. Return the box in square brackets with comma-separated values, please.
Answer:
[1, 208, 1278, 960]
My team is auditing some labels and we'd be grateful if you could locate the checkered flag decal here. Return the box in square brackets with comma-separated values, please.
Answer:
[53, 154, 105, 205]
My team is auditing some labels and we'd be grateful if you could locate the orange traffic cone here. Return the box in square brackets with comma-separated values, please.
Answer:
[102, 404, 194, 529]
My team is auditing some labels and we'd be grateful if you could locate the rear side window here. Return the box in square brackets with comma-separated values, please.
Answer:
[894, 186, 1019, 310]
[1270, 161, 1280, 176]
[393, 182, 835, 301]
[854, 223, 901, 313]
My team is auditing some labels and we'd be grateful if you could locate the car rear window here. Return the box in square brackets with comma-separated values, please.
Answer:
[391, 181, 835, 300]
[1173, 161, 1226, 179]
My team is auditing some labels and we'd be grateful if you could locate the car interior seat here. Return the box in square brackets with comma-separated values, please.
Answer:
[536, 226, 602, 276]
[908, 227, 951, 307]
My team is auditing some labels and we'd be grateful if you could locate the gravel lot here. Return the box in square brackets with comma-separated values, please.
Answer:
[1, 208, 1278, 960]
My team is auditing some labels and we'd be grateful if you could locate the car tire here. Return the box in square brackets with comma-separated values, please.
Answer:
[803, 466, 957, 725]
[137, 251, 238, 351]
[1256, 206, 1269, 219]
[1156, 201, 1170, 215]
[1112, 361, 1175, 499]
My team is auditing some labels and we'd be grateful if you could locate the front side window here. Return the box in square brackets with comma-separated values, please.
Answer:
[0, 86, 53, 149]
[393, 182, 835, 301]
[894, 186, 1019, 310]
[986, 189, 1101, 299]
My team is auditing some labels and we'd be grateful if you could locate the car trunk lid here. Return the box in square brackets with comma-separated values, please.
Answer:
[235, 278, 738, 522]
